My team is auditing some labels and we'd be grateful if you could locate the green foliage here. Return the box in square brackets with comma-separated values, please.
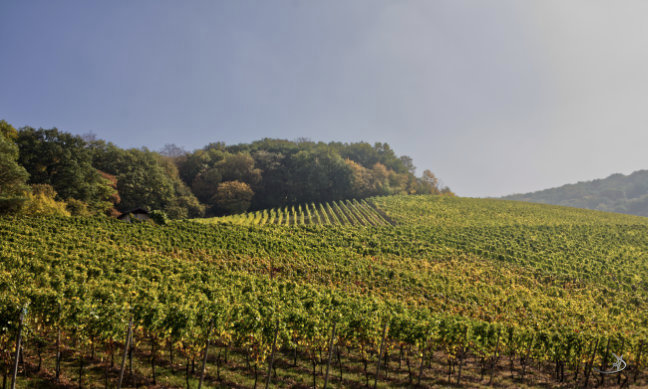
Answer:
[6, 121, 449, 221]
[177, 138, 451, 214]
[0, 119, 18, 140]
[0, 196, 26, 215]
[16, 127, 115, 214]
[0, 123, 29, 214]
[20, 184, 70, 216]
[190, 167, 222, 203]
[65, 198, 92, 216]
[90, 141, 204, 218]
[212, 180, 254, 214]
[149, 209, 169, 225]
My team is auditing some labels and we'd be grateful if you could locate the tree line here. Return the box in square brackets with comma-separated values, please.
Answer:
[0, 119, 452, 218]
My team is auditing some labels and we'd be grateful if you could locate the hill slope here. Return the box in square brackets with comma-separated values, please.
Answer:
[2, 195, 648, 388]
[195, 198, 395, 226]
[502, 169, 648, 217]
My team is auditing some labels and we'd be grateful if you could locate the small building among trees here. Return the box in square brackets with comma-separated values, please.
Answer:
[117, 208, 150, 222]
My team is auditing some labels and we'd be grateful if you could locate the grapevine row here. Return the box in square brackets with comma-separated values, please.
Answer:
[198, 198, 394, 227]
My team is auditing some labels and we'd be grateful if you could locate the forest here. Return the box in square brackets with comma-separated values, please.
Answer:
[0, 120, 451, 219]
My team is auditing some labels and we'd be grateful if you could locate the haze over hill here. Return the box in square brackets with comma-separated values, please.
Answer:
[502, 169, 648, 217]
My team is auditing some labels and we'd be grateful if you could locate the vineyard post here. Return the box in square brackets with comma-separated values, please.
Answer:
[264, 323, 280, 389]
[599, 337, 610, 386]
[10, 306, 26, 389]
[584, 337, 599, 387]
[323, 322, 337, 389]
[55, 328, 62, 380]
[198, 319, 214, 389]
[373, 321, 389, 389]
[617, 338, 624, 385]
[417, 348, 425, 386]
[489, 330, 501, 386]
[56, 303, 61, 381]
[634, 340, 644, 383]
[117, 317, 133, 389]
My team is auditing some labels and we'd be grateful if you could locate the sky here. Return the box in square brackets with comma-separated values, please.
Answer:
[2, 1, 648, 197]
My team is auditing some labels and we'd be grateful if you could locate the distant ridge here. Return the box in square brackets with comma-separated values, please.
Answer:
[502, 170, 648, 217]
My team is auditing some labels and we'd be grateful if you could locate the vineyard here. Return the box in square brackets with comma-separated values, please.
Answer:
[196, 198, 394, 227]
[2, 195, 648, 388]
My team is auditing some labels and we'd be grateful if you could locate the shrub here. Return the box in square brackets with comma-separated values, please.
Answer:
[66, 198, 93, 216]
[149, 210, 169, 225]
[21, 184, 70, 217]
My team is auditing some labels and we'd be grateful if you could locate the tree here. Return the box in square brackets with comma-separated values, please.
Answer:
[157, 154, 206, 218]
[191, 167, 222, 203]
[216, 153, 261, 187]
[90, 142, 204, 218]
[212, 181, 254, 214]
[159, 143, 188, 158]
[289, 148, 353, 203]
[371, 163, 391, 194]
[174, 138, 451, 213]
[399, 155, 416, 174]
[346, 159, 374, 198]
[418, 170, 441, 195]
[0, 119, 18, 140]
[249, 150, 287, 209]
[177, 148, 224, 186]
[0, 128, 29, 214]
[16, 127, 115, 214]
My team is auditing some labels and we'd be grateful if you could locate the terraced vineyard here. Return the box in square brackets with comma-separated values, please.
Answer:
[198, 198, 394, 226]
[2, 195, 648, 388]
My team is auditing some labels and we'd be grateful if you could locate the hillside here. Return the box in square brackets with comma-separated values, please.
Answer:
[2, 195, 648, 388]
[502, 170, 648, 217]
[195, 198, 395, 226]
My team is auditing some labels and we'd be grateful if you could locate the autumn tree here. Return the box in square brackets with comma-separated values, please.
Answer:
[212, 181, 254, 214]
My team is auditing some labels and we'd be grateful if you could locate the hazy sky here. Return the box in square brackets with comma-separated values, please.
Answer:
[2, 1, 648, 197]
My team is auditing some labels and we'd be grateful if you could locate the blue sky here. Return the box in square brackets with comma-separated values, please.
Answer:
[2, 1, 648, 197]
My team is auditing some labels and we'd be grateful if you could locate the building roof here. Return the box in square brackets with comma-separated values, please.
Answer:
[117, 208, 149, 219]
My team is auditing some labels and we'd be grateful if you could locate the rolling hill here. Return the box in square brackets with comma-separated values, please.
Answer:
[502, 170, 648, 217]
[2, 195, 647, 388]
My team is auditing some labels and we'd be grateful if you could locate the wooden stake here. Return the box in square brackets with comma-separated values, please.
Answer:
[417, 350, 425, 386]
[584, 337, 599, 387]
[599, 337, 610, 386]
[55, 327, 61, 381]
[10, 307, 25, 389]
[264, 323, 280, 389]
[323, 322, 337, 389]
[617, 338, 625, 385]
[198, 320, 214, 389]
[117, 317, 133, 389]
[374, 321, 389, 389]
